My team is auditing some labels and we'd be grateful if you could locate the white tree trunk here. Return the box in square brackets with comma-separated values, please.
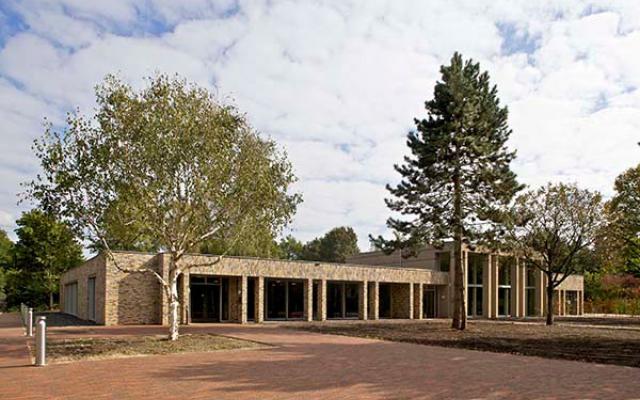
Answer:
[168, 269, 180, 341]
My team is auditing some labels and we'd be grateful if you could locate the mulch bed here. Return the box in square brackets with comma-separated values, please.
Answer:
[292, 320, 640, 368]
[40, 333, 263, 363]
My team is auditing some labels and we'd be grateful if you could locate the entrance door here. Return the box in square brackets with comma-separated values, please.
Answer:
[247, 278, 256, 321]
[423, 287, 436, 318]
[190, 276, 223, 322]
[379, 283, 392, 318]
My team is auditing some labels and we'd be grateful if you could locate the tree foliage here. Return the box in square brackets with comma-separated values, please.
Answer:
[7, 210, 83, 309]
[371, 53, 522, 329]
[0, 229, 13, 309]
[277, 235, 305, 260]
[301, 226, 360, 263]
[599, 164, 640, 276]
[26, 74, 300, 339]
[504, 183, 604, 325]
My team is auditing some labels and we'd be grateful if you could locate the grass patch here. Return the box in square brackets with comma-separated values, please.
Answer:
[292, 320, 640, 368]
[41, 333, 264, 363]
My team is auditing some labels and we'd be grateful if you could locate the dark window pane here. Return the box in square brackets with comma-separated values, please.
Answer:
[345, 283, 359, 318]
[438, 252, 450, 272]
[526, 288, 536, 316]
[475, 287, 483, 316]
[379, 284, 391, 318]
[267, 280, 287, 319]
[328, 282, 343, 318]
[287, 281, 304, 319]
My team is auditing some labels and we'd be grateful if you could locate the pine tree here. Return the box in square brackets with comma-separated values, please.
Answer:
[371, 53, 522, 330]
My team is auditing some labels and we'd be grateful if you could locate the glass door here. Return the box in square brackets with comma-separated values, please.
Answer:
[423, 287, 437, 318]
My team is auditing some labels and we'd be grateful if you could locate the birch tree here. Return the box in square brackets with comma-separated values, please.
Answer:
[503, 183, 603, 325]
[25, 74, 301, 340]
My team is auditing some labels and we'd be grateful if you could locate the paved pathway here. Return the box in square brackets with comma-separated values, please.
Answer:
[1, 314, 640, 399]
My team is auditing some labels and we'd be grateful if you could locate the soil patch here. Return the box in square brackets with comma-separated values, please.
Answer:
[292, 320, 640, 368]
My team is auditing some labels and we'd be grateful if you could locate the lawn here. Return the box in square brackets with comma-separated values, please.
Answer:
[39, 333, 264, 364]
[292, 320, 640, 368]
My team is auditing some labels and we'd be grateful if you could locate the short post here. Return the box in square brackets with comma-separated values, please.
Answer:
[35, 316, 46, 367]
[27, 308, 33, 337]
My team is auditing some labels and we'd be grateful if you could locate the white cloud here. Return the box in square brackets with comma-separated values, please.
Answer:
[0, 0, 639, 247]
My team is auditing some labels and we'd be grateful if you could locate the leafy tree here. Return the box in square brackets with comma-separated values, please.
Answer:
[371, 53, 522, 330]
[0, 229, 13, 309]
[26, 74, 300, 340]
[0, 229, 12, 268]
[10, 210, 83, 309]
[504, 183, 604, 325]
[277, 235, 305, 260]
[314, 226, 360, 263]
[295, 227, 360, 263]
[601, 164, 640, 276]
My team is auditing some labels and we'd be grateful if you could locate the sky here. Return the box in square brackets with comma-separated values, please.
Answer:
[0, 0, 639, 250]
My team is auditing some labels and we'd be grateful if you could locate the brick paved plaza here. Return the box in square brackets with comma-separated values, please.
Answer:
[1, 313, 639, 399]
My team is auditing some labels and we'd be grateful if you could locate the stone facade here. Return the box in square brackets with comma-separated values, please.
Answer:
[60, 245, 585, 325]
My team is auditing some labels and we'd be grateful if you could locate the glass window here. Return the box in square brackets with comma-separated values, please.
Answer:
[345, 283, 359, 318]
[438, 252, 450, 272]
[467, 253, 484, 317]
[287, 281, 304, 319]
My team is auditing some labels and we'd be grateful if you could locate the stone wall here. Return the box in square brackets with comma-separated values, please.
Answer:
[105, 252, 163, 325]
[59, 254, 107, 324]
[390, 283, 412, 319]
[183, 255, 449, 284]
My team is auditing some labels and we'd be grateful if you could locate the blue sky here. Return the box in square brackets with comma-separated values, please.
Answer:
[0, 0, 639, 250]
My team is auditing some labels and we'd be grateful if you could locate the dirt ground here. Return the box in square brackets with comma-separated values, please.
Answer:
[292, 319, 640, 368]
[41, 333, 264, 363]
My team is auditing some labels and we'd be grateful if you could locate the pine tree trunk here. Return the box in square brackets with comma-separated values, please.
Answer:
[49, 291, 54, 310]
[546, 281, 554, 326]
[451, 173, 466, 330]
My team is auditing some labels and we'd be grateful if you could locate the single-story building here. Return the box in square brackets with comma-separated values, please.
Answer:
[60, 243, 584, 325]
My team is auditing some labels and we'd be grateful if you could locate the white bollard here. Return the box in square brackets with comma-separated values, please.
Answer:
[35, 316, 46, 367]
[27, 308, 33, 337]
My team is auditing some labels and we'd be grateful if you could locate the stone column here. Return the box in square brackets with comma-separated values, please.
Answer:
[490, 256, 499, 318]
[519, 262, 526, 317]
[579, 290, 584, 315]
[535, 269, 544, 317]
[317, 279, 327, 321]
[359, 281, 368, 320]
[510, 258, 521, 317]
[369, 281, 379, 320]
[303, 278, 313, 322]
[414, 283, 423, 319]
[483, 254, 492, 318]
[255, 276, 264, 323]
[408, 283, 414, 319]
[239, 275, 248, 324]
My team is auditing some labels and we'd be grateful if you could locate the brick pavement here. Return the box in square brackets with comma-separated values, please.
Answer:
[1, 313, 639, 399]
